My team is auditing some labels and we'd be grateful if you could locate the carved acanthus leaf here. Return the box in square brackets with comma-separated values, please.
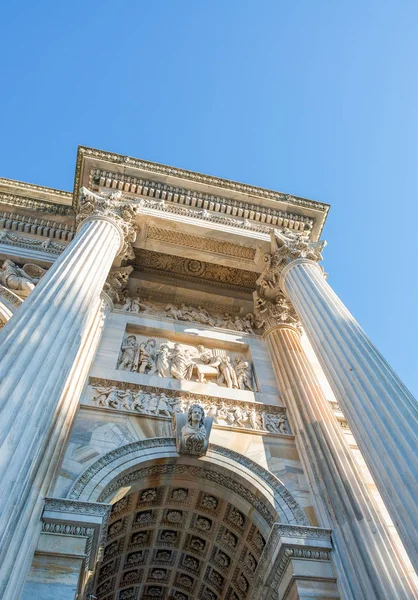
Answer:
[104, 266, 133, 303]
[253, 291, 301, 333]
[76, 188, 140, 260]
[256, 228, 326, 294]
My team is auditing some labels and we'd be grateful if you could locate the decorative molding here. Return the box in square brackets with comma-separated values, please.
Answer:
[146, 226, 257, 260]
[0, 208, 75, 240]
[0, 230, 66, 254]
[74, 147, 329, 233]
[133, 249, 258, 293]
[88, 379, 290, 435]
[0, 284, 23, 308]
[250, 524, 332, 599]
[0, 190, 73, 216]
[44, 497, 111, 517]
[0, 177, 72, 200]
[42, 498, 112, 575]
[138, 196, 276, 235]
[98, 464, 276, 527]
[67, 438, 307, 527]
[209, 445, 308, 526]
[41, 522, 95, 537]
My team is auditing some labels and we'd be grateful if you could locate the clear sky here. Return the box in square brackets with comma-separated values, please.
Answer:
[1, 1, 417, 397]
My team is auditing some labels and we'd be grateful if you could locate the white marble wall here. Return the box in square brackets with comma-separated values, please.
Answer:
[91, 311, 282, 404]
[53, 312, 316, 525]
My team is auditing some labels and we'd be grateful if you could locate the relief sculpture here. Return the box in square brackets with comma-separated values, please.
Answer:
[90, 382, 290, 435]
[115, 296, 257, 334]
[0, 259, 45, 297]
[117, 335, 255, 391]
[174, 403, 213, 457]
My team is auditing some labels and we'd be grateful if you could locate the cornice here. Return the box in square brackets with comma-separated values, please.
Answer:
[0, 190, 74, 217]
[74, 146, 330, 238]
[0, 177, 72, 200]
[0, 208, 75, 240]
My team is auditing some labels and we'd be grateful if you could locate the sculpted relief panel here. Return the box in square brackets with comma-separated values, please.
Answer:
[89, 380, 290, 435]
[116, 297, 257, 335]
[0, 259, 45, 297]
[117, 334, 255, 392]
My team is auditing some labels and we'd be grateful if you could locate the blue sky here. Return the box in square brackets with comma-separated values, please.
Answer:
[1, 1, 417, 397]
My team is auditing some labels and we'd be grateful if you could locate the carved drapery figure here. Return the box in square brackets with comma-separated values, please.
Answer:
[155, 343, 171, 378]
[174, 403, 213, 456]
[0, 259, 45, 297]
[234, 356, 254, 391]
[170, 343, 194, 381]
[117, 335, 139, 371]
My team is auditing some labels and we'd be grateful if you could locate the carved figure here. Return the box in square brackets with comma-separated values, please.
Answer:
[155, 343, 171, 378]
[216, 356, 239, 389]
[165, 304, 183, 320]
[138, 339, 157, 374]
[264, 413, 289, 434]
[175, 403, 212, 456]
[243, 313, 255, 334]
[120, 389, 134, 410]
[0, 259, 44, 297]
[234, 356, 254, 391]
[117, 335, 139, 371]
[170, 343, 194, 380]
[91, 384, 290, 435]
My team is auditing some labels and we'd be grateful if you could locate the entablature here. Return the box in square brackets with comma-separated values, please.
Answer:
[74, 146, 329, 241]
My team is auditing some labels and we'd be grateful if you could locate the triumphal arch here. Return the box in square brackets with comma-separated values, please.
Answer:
[0, 146, 417, 600]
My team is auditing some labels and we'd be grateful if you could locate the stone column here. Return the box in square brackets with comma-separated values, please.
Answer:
[0, 189, 137, 600]
[259, 296, 416, 599]
[256, 228, 418, 575]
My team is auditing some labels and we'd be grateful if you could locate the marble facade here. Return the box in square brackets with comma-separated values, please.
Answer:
[0, 148, 416, 600]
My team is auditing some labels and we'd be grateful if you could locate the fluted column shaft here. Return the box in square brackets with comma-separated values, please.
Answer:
[280, 258, 418, 574]
[0, 216, 121, 600]
[265, 323, 416, 599]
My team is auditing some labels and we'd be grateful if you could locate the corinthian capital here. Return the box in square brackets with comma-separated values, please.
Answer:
[256, 228, 326, 294]
[76, 188, 139, 260]
[253, 291, 301, 333]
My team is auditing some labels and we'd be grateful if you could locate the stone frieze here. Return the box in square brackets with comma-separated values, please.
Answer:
[88, 379, 290, 435]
